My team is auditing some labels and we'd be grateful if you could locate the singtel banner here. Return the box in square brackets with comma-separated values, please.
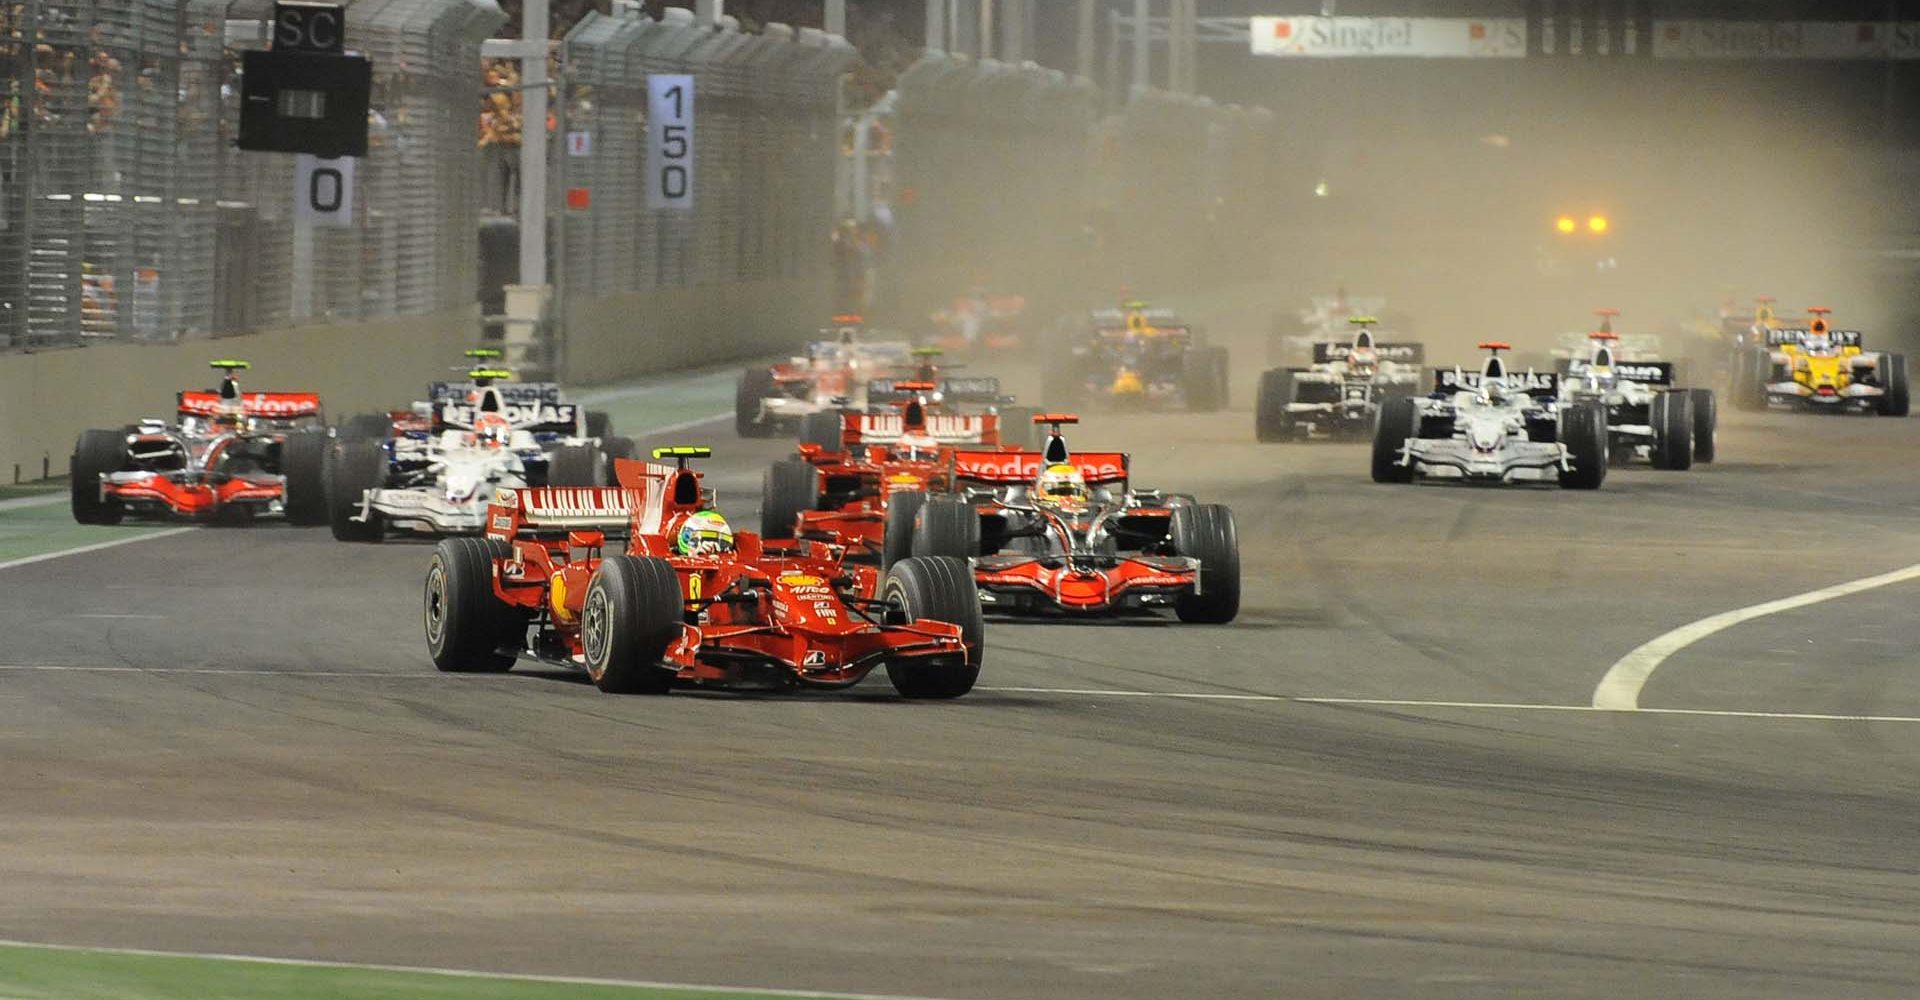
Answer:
[1250, 17, 1526, 59]
[1249, 17, 1920, 60]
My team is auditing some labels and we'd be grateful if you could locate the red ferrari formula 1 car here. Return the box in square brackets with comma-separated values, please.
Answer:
[760, 381, 1028, 567]
[909, 415, 1240, 622]
[423, 447, 984, 697]
[70, 360, 329, 524]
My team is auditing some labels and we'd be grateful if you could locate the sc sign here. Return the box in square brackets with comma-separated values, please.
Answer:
[646, 75, 694, 210]
[294, 154, 355, 228]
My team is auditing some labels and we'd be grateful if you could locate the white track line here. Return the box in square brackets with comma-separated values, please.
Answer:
[0, 493, 64, 512]
[0, 938, 957, 1000]
[636, 411, 731, 436]
[976, 687, 1920, 723]
[0, 527, 195, 573]
[1590, 562, 1920, 710]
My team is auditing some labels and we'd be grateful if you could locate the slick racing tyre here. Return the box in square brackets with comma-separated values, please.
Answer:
[1255, 369, 1295, 443]
[425, 537, 527, 673]
[581, 554, 680, 694]
[585, 409, 613, 439]
[760, 457, 819, 540]
[1557, 401, 1608, 490]
[600, 435, 638, 482]
[882, 556, 983, 699]
[1184, 346, 1229, 412]
[882, 490, 927, 571]
[325, 438, 388, 542]
[1688, 388, 1717, 464]
[1170, 503, 1241, 624]
[280, 430, 330, 525]
[336, 412, 394, 441]
[798, 410, 842, 452]
[912, 494, 981, 559]
[1734, 346, 1771, 412]
[1650, 392, 1694, 471]
[547, 443, 606, 487]
[736, 366, 777, 438]
[70, 428, 127, 525]
[1878, 353, 1909, 417]
[1371, 396, 1417, 484]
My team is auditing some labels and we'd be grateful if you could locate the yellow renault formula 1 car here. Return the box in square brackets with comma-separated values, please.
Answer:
[1736, 308, 1908, 416]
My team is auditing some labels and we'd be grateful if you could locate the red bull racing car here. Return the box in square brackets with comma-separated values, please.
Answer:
[908, 416, 1240, 622]
[70, 360, 329, 524]
[424, 447, 983, 697]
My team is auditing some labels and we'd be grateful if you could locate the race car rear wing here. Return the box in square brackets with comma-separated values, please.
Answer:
[844, 411, 998, 447]
[484, 486, 638, 542]
[177, 390, 322, 419]
[1767, 328, 1863, 347]
[868, 375, 1005, 402]
[1432, 369, 1560, 397]
[949, 450, 1129, 486]
[438, 400, 579, 434]
[1563, 359, 1674, 385]
[427, 380, 564, 404]
[1311, 342, 1424, 364]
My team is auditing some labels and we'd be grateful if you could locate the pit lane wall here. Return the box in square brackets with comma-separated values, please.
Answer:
[0, 308, 475, 484]
[560, 279, 826, 384]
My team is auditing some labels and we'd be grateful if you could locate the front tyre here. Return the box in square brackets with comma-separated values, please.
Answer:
[280, 430, 330, 524]
[70, 429, 127, 525]
[736, 367, 777, 438]
[882, 490, 927, 571]
[1255, 369, 1295, 442]
[582, 555, 681, 694]
[325, 438, 388, 542]
[1649, 391, 1694, 471]
[1170, 503, 1240, 624]
[1371, 396, 1417, 483]
[912, 494, 981, 559]
[760, 458, 819, 540]
[882, 556, 983, 699]
[425, 537, 525, 673]
[1557, 401, 1609, 489]
[1688, 388, 1717, 463]
[1878, 353, 1909, 417]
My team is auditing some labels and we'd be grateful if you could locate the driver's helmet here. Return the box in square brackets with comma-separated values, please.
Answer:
[472, 412, 512, 449]
[672, 509, 735, 557]
[896, 430, 939, 463]
[212, 402, 245, 432]
[1802, 334, 1834, 355]
[1035, 463, 1089, 507]
[1347, 335, 1378, 376]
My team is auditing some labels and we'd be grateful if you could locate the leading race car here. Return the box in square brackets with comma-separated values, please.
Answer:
[324, 365, 628, 541]
[1556, 319, 1716, 469]
[70, 360, 329, 524]
[1043, 301, 1228, 412]
[1731, 308, 1909, 416]
[1372, 343, 1607, 489]
[1256, 317, 1425, 441]
[762, 383, 1022, 567]
[909, 415, 1240, 622]
[735, 314, 915, 437]
[423, 447, 983, 698]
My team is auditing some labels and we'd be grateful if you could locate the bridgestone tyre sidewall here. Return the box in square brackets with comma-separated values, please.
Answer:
[882, 490, 927, 570]
[912, 495, 981, 559]
[1371, 396, 1417, 483]
[425, 536, 520, 673]
[280, 430, 330, 525]
[325, 438, 389, 542]
[581, 554, 680, 694]
[760, 458, 818, 540]
[1170, 503, 1241, 624]
[881, 556, 982, 698]
[1688, 388, 1717, 463]
[70, 429, 127, 524]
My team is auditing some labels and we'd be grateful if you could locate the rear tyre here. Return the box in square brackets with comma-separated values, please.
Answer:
[882, 556, 983, 699]
[547, 443, 606, 487]
[425, 537, 525, 673]
[1557, 401, 1609, 489]
[325, 438, 388, 542]
[581, 554, 681, 694]
[760, 458, 818, 539]
[337, 412, 394, 441]
[1371, 396, 1417, 484]
[1878, 353, 1909, 417]
[798, 410, 843, 452]
[1184, 346, 1228, 412]
[280, 430, 330, 524]
[1170, 503, 1241, 624]
[736, 367, 777, 438]
[882, 490, 927, 571]
[70, 429, 127, 525]
[912, 494, 980, 559]
[1688, 388, 1717, 463]
[1734, 347, 1771, 411]
[601, 435, 638, 482]
[585, 410, 612, 439]
[1650, 392, 1694, 471]
[1255, 369, 1295, 442]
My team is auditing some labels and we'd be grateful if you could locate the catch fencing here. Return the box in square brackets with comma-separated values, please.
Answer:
[556, 9, 856, 309]
[0, 0, 502, 351]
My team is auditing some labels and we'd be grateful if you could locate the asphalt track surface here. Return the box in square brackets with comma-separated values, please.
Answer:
[5, 334, 1920, 997]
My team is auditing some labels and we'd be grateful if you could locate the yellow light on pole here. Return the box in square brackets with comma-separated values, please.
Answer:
[1588, 215, 1609, 234]
[1555, 215, 1576, 234]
